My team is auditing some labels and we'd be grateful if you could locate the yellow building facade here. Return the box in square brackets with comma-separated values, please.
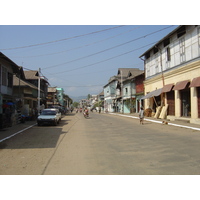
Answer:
[141, 25, 200, 125]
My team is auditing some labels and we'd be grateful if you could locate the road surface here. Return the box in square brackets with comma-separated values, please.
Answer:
[0, 112, 200, 175]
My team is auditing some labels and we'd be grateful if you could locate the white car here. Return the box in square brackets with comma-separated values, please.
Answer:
[37, 108, 61, 126]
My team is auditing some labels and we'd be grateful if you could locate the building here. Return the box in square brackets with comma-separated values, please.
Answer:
[140, 25, 200, 124]
[13, 74, 39, 118]
[24, 70, 49, 109]
[47, 87, 58, 107]
[104, 75, 120, 112]
[135, 72, 145, 112]
[0, 52, 20, 127]
[56, 87, 65, 107]
[122, 69, 144, 113]
[104, 68, 143, 113]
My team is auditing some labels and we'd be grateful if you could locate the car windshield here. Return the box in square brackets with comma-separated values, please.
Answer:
[41, 110, 56, 115]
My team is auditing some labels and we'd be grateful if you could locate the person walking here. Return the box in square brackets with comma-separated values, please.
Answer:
[139, 107, 144, 125]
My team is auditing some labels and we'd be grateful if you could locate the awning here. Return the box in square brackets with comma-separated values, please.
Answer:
[162, 83, 174, 93]
[173, 80, 190, 90]
[190, 77, 200, 87]
[141, 88, 162, 99]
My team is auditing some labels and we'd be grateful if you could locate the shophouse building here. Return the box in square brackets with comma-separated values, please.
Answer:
[0, 52, 20, 128]
[104, 68, 143, 113]
[140, 25, 200, 124]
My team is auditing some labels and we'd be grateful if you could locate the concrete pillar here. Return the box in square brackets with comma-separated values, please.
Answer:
[190, 87, 198, 119]
[175, 90, 181, 117]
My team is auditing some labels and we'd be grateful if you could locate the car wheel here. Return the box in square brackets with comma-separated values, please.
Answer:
[54, 120, 57, 126]
[38, 122, 41, 126]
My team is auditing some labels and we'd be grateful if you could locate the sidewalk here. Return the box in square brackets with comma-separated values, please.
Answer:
[0, 120, 37, 143]
[109, 112, 200, 132]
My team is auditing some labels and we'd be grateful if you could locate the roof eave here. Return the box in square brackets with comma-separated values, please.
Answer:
[139, 25, 182, 58]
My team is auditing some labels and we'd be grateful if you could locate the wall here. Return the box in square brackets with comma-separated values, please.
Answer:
[145, 26, 200, 80]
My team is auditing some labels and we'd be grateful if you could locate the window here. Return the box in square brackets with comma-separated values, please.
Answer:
[163, 38, 170, 47]
[153, 47, 158, 54]
[177, 26, 186, 38]
[8, 72, 13, 88]
[179, 38, 185, 63]
[125, 88, 128, 94]
[198, 27, 200, 53]
[166, 47, 171, 62]
[155, 58, 159, 74]
[145, 52, 150, 59]
[2, 66, 7, 86]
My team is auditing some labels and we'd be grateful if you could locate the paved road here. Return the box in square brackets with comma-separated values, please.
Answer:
[1, 112, 200, 175]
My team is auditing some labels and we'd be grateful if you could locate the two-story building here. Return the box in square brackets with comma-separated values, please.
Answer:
[0, 52, 20, 127]
[104, 68, 143, 113]
[121, 69, 144, 113]
[24, 70, 49, 109]
[13, 74, 39, 119]
[104, 75, 119, 112]
[140, 25, 200, 124]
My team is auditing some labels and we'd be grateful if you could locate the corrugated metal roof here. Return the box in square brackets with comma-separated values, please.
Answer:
[173, 80, 190, 90]
[13, 75, 39, 90]
[190, 77, 200, 88]
[24, 70, 39, 79]
[0, 52, 20, 74]
[141, 88, 162, 99]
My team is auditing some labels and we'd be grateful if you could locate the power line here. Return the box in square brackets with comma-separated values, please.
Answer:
[12, 26, 142, 58]
[42, 25, 174, 70]
[48, 41, 159, 75]
[0, 25, 125, 50]
[58, 84, 104, 88]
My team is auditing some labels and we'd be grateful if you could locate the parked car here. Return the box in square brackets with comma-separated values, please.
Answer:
[37, 108, 61, 126]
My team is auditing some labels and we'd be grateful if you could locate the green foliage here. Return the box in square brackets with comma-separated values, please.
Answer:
[73, 102, 79, 108]
[87, 94, 91, 99]
[93, 101, 103, 108]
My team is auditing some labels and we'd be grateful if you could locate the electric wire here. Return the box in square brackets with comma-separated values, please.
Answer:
[49, 41, 159, 75]
[0, 25, 125, 50]
[11, 26, 142, 58]
[42, 25, 174, 70]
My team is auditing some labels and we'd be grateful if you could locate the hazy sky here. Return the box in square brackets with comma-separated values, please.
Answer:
[0, 25, 178, 98]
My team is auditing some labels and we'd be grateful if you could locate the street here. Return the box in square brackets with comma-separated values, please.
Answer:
[1, 112, 200, 175]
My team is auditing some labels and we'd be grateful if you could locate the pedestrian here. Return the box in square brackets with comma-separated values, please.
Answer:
[139, 107, 144, 125]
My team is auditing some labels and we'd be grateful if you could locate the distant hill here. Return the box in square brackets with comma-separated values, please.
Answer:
[71, 96, 87, 102]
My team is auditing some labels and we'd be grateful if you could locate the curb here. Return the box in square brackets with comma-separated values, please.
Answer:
[109, 113, 200, 132]
[0, 123, 37, 143]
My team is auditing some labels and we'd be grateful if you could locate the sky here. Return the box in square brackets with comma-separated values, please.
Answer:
[0, 25, 178, 99]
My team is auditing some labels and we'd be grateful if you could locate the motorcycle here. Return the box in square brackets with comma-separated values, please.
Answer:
[83, 111, 89, 118]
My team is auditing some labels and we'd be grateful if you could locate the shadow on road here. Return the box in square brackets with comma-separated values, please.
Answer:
[0, 119, 69, 150]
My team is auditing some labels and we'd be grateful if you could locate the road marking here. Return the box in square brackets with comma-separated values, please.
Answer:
[0, 124, 36, 143]
[109, 113, 200, 131]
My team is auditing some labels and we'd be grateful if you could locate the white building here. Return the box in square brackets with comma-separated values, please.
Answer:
[140, 25, 200, 124]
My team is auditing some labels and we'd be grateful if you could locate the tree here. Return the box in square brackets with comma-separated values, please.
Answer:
[73, 102, 79, 108]
[87, 94, 91, 99]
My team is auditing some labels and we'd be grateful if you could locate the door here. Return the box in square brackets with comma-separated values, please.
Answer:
[180, 88, 191, 117]
[197, 87, 200, 118]
[167, 90, 175, 115]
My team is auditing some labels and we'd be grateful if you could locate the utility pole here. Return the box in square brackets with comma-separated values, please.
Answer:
[156, 46, 165, 106]
[38, 68, 41, 113]
[121, 70, 124, 113]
